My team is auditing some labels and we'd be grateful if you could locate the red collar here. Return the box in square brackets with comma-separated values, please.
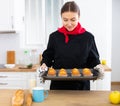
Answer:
[58, 22, 86, 43]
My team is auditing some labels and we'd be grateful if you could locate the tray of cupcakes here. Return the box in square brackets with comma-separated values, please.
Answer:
[42, 67, 99, 81]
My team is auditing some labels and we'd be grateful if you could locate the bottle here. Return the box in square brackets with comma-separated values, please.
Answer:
[23, 50, 32, 66]
[29, 74, 37, 93]
[31, 49, 39, 65]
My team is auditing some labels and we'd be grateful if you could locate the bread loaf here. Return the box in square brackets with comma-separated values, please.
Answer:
[26, 93, 32, 106]
[12, 89, 24, 106]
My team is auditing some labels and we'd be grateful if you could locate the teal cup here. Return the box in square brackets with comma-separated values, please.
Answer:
[32, 87, 48, 102]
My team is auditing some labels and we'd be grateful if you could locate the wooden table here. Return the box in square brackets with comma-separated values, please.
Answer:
[0, 89, 115, 106]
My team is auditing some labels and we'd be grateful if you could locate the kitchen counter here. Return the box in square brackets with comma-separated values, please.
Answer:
[0, 89, 114, 106]
[0, 64, 39, 72]
[102, 65, 112, 71]
[0, 65, 111, 72]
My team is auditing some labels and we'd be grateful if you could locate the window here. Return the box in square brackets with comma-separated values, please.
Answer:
[23, 0, 64, 49]
[25, 0, 45, 48]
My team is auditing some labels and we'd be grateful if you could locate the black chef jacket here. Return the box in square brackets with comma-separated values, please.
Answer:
[41, 31, 100, 90]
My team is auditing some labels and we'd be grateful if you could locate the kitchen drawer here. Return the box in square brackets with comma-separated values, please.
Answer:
[0, 79, 27, 89]
[0, 72, 27, 89]
[0, 72, 26, 79]
[90, 71, 111, 90]
[0, 72, 50, 89]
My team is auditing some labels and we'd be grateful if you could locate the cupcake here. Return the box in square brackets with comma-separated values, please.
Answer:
[47, 67, 56, 76]
[82, 68, 93, 76]
[58, 68, 67, 77]
[71, 68, 81, 76]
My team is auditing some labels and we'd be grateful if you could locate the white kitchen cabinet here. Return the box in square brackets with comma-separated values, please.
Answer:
[14, 0, 25, 32]
[0, 0, 24, 32]
[0, 0, 15, 32]
[0, 72, 27, 89]
[90, 71, 111, 90]
[0, 72, 39, 89]
[20, 0, 63, 49]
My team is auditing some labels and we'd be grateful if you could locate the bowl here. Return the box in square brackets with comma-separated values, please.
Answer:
[4, 64, 15, 68]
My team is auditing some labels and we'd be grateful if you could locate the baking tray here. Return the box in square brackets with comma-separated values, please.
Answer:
[42, 69, 99, 81]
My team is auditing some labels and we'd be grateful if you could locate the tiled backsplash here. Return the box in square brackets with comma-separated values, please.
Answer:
[0, 49, 43, 65]
[0, 34, 44, 64]
[16, 49, 42, 65]
[0, 33, 19, 64]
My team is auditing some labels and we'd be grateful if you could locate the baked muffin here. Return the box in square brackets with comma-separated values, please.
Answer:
[58, 68, 67, 77]
[71, 68, 81, 76]
[47, 67, 56, 76]
[82, 68, 93, 76]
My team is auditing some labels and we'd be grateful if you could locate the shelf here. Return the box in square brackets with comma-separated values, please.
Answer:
[0, 31, 16, 34]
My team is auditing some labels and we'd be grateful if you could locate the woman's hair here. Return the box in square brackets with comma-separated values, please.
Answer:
[61, 1, 80, 16]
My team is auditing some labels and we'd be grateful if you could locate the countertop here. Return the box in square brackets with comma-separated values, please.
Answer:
[0, 64, 39, 72]
[0, 89, 114, 106]
[0, 65, 111, 72]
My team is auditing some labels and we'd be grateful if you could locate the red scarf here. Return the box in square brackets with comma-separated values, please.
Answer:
[58, 22, 86, 43]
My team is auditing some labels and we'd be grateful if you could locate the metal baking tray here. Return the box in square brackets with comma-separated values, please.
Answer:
[42, 69, 99, 81]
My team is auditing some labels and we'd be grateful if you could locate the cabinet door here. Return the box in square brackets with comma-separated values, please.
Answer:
[26, 72, 51, 90]
[14, 0, 25, 31]
[0, 0, 14, 31]
[90, 72, 111, 90]
[24, 0, 45, 48]
[0, 72, 27, 89]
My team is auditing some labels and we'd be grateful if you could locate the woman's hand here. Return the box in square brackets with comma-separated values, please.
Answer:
[37, 63, 48, 77]
[94, 64, 104, 80]
[37, 63, 48, 73]
[40, 63, 48, 71]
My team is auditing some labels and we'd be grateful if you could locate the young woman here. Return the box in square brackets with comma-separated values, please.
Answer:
[40, 1, 103, 90]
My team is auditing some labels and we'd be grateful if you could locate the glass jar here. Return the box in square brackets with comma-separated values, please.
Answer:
[29, 74, 37, 93]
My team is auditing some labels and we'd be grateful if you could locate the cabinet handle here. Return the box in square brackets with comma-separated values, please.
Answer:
[0, 76, 8, 78]
[0, 83, 8, 85]
[22, 16, 25, 22]
[11, 16, 14, 29]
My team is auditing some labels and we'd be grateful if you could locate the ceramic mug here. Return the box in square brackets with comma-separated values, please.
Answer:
[32, 87, 48, 102]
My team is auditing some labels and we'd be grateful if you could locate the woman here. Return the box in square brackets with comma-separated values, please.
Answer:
[40, 1, 103, 90]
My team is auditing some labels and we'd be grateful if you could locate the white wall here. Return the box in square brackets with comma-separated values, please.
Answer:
[112, 0, 120, 81]
[0, 33, 42, 64]
[75, 0, 112, 67]
[0, 33, 20, 64]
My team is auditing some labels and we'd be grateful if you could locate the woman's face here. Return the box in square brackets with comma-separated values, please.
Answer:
[61, 12, 79, 31]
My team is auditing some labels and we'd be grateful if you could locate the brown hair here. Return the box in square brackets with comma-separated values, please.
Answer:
[61, 1, 80, 16]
